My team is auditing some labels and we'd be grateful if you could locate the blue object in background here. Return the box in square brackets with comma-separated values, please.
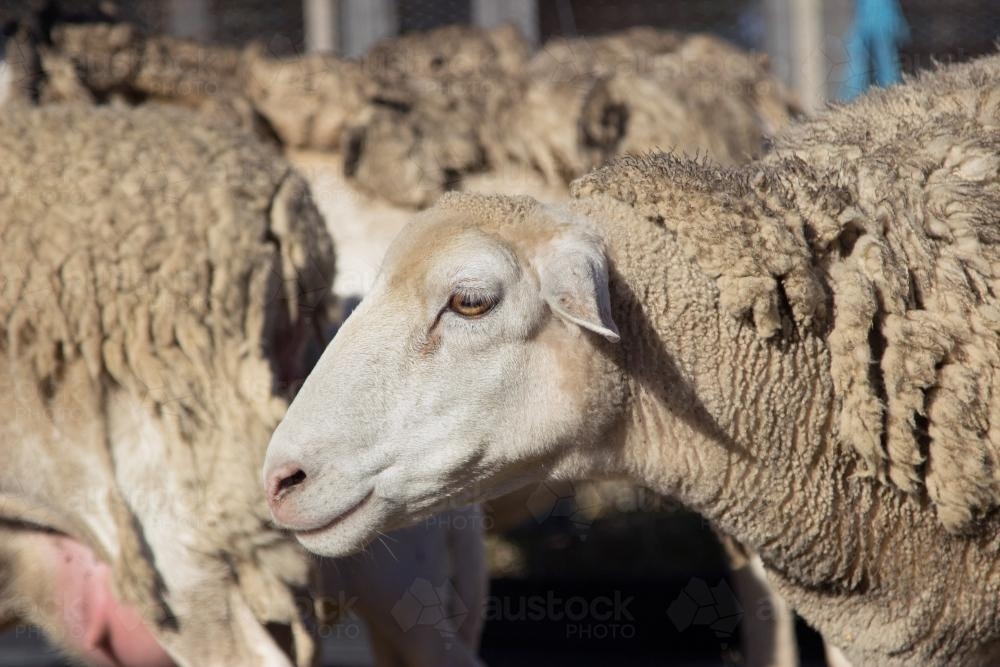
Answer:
[841, 0, 910, 100]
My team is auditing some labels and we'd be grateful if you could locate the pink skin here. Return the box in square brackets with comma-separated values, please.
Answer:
[45, 535, 174, 667]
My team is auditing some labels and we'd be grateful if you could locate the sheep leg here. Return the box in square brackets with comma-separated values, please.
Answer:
[321, 511, 486, 667]
[824, 643, 854, 667]
[720, 534, 799, 667]
[445, 504, 488, 651]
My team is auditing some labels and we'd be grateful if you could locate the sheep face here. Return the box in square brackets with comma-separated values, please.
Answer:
[264, 196, 626, 557]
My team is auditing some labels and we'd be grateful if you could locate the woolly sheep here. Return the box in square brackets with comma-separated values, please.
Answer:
[282, 27, 800, 666]
[338, 24, 799, 205]
[282, 26, 801, 666]
[265, 54, 1000, 666]
[0, 103, 333, 666]
[0, 7, 293, 143]
[490, 29, 800, 186]
[338, 23, 530, 208]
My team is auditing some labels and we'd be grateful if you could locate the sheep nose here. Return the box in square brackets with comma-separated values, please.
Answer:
[266, 463, 308, 505]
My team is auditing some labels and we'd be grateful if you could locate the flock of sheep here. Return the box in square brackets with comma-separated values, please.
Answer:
[2, 4, 1000, 667]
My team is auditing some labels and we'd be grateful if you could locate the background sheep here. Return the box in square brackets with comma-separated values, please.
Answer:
[264, 53, 1000, 666]
[492, 28, 800, 187]
[329, 23, 532, 209]
[0, 103, 333, 666]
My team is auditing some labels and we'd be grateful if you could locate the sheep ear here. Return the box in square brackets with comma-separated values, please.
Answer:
[537, 235, 621, 343]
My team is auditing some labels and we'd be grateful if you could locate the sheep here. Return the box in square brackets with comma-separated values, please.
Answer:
[282, 28, 800, 666]
[489, 29, 800, 186]
[0, 103, 334, 666]
[341, 25, 799, 205]
[338, 23, 530, 208]
[529, 29, 799, 140]
[0, 7, 284, 143]
[23, 18, 278, 139]
[288, 27, 801, 666]
[263, 52, 1000, 666]
[245, 53, 377, 151]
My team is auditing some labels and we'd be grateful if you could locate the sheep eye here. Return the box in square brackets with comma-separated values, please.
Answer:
[448, 292, 496, 318]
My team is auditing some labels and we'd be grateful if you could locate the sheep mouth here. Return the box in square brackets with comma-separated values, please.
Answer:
[293, 490, 375, 539]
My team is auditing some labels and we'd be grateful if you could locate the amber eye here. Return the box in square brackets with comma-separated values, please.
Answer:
[448, 292, 496, 318]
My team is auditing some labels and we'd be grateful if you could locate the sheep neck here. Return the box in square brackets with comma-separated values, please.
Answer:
[602, 226, 1000, 661]
[599, 210, 884, 594]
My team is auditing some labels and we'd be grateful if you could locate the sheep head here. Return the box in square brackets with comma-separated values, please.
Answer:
[264, 193, 626, 557]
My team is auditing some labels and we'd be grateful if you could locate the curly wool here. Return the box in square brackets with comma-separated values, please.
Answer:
[573, 53, 1000, 532]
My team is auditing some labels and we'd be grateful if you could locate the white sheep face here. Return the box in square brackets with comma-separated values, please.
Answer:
[264, 197, 625, 557]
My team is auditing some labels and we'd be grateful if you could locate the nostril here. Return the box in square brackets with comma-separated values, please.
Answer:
[268, 464, 308, 503]
[279, 469, 306, 492]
